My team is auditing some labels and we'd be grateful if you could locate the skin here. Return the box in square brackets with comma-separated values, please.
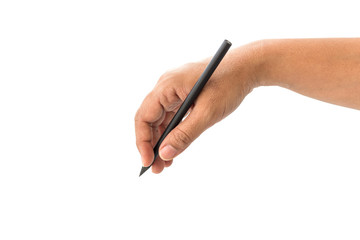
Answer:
[135, 38, 360, 174]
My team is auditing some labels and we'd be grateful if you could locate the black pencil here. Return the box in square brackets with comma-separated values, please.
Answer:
[139, 39, 232, 177]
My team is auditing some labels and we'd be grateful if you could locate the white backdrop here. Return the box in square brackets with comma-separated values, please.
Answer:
[1, 0, 360, 239]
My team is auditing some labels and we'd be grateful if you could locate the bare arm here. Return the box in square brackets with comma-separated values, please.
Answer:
[135, 38, 360, 174]
[259, 38, 360, 109]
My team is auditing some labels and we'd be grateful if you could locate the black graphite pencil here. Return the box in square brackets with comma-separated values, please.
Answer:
[139, 39, 232, 177]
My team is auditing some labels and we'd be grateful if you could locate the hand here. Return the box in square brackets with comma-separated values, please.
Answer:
[135, 42, 263, 174]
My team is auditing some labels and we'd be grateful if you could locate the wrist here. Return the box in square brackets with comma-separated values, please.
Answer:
[254, 39, 288, 88]
[247, 39, 274, 88]
[228, 40, 269, 90]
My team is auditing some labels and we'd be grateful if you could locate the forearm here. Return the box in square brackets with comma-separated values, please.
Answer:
[257, 38, 360, 110]
[135, 38, 360, 173]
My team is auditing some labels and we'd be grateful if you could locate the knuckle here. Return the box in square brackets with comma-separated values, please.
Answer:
[172, 128, 192, 147]
[156, 84, 167, 95]
[159, 72, 171, 81]
[158, 72, 175, 85]
[159, 70, 183, 86]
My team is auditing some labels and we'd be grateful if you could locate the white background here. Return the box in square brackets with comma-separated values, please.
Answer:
[1, 0, 360, 239]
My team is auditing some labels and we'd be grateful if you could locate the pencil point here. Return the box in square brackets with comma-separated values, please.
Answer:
[139, 166, 149, 177]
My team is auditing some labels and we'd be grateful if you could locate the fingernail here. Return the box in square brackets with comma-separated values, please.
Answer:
[160, 145, 177, 160]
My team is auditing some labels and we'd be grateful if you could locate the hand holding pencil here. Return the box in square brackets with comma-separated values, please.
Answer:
[138, 40, 232, 176]
[135, 40, 259, 174]
[135, 38, 360, 175]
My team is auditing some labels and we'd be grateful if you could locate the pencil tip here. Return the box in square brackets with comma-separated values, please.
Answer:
[139, 166, 149, 177]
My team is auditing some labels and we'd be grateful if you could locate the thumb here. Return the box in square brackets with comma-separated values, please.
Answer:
[159, 107, 211, 160]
